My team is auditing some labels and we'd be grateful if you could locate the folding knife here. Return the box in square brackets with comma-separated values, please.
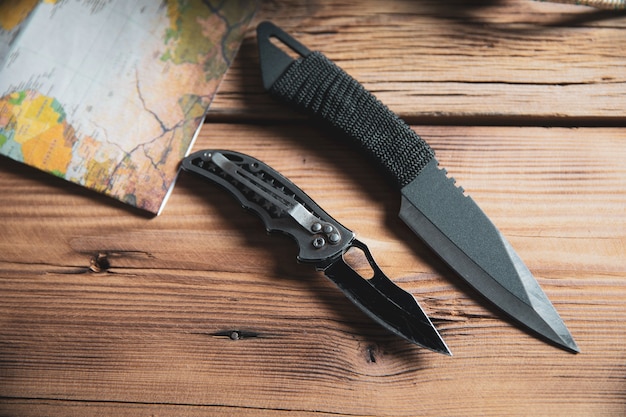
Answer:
[256, 21, 578, 353]
[182, 149, 450, 355]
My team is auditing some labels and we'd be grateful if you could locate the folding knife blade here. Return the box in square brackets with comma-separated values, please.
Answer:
[181, 150, 450, 354]
[256, 21, 579, 353]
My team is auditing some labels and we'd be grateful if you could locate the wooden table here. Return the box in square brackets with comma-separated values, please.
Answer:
[2, 1, 625, 416]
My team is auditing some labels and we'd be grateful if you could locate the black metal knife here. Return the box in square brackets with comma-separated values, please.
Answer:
[182, 149, 451, 355]
[256, 21, 579, 353]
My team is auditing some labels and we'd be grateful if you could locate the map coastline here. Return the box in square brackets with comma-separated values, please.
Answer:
[0, 0, 257, 213]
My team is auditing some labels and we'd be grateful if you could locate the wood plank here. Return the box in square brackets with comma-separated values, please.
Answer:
[210, 0, 626, 123]
[0, 399, 330, 417]
[1, 123, 625, 416]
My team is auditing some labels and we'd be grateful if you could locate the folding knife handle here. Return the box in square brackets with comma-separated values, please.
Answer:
[257, 21, 435, 190]
[181, 150, 355, 264]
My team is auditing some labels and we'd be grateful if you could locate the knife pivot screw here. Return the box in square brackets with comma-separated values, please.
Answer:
[328, 232, 341, 244]
[312, 237, 326, 248]
[311, 222, 322, 233]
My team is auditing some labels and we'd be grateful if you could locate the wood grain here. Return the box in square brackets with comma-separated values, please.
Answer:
[210, 0, 626, 124]
[2, 124, 625, 416]
[2, 0, 626, 415]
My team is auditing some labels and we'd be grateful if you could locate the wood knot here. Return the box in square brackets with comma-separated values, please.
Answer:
[211, 329, 260, 340]
[366, 344, 378, 363]
[89, 253, 110, 273]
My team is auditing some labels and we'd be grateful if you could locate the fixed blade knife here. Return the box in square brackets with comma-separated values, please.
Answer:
[182, 149, 451, 355]
[256, 21, 579, 353]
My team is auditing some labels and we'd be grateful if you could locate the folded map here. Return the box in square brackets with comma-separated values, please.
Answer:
[0, 0, 257, 214]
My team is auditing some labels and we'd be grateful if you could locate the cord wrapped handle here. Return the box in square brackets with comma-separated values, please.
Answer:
[268, 51, 435, 189]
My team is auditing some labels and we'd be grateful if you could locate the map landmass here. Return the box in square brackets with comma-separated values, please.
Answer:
[0, 0, 257, 213]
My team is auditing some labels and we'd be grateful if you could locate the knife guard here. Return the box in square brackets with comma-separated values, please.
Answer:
[258, 21, 435, 190]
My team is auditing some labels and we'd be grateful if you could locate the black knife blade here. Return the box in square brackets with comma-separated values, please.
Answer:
[256, 21, 579, 353]
[182, 149, 451, 355]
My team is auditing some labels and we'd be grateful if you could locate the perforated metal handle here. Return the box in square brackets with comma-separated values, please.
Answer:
[182, 150, 355, 264]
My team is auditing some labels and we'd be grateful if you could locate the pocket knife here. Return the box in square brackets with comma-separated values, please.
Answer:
[255, 21, 578, 353]
[182, 149, 450, 355]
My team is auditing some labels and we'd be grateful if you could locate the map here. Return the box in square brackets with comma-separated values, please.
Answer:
[0, 0, 257, 213]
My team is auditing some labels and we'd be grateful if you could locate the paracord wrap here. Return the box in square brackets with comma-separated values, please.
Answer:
[268, 51, 435, 189]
